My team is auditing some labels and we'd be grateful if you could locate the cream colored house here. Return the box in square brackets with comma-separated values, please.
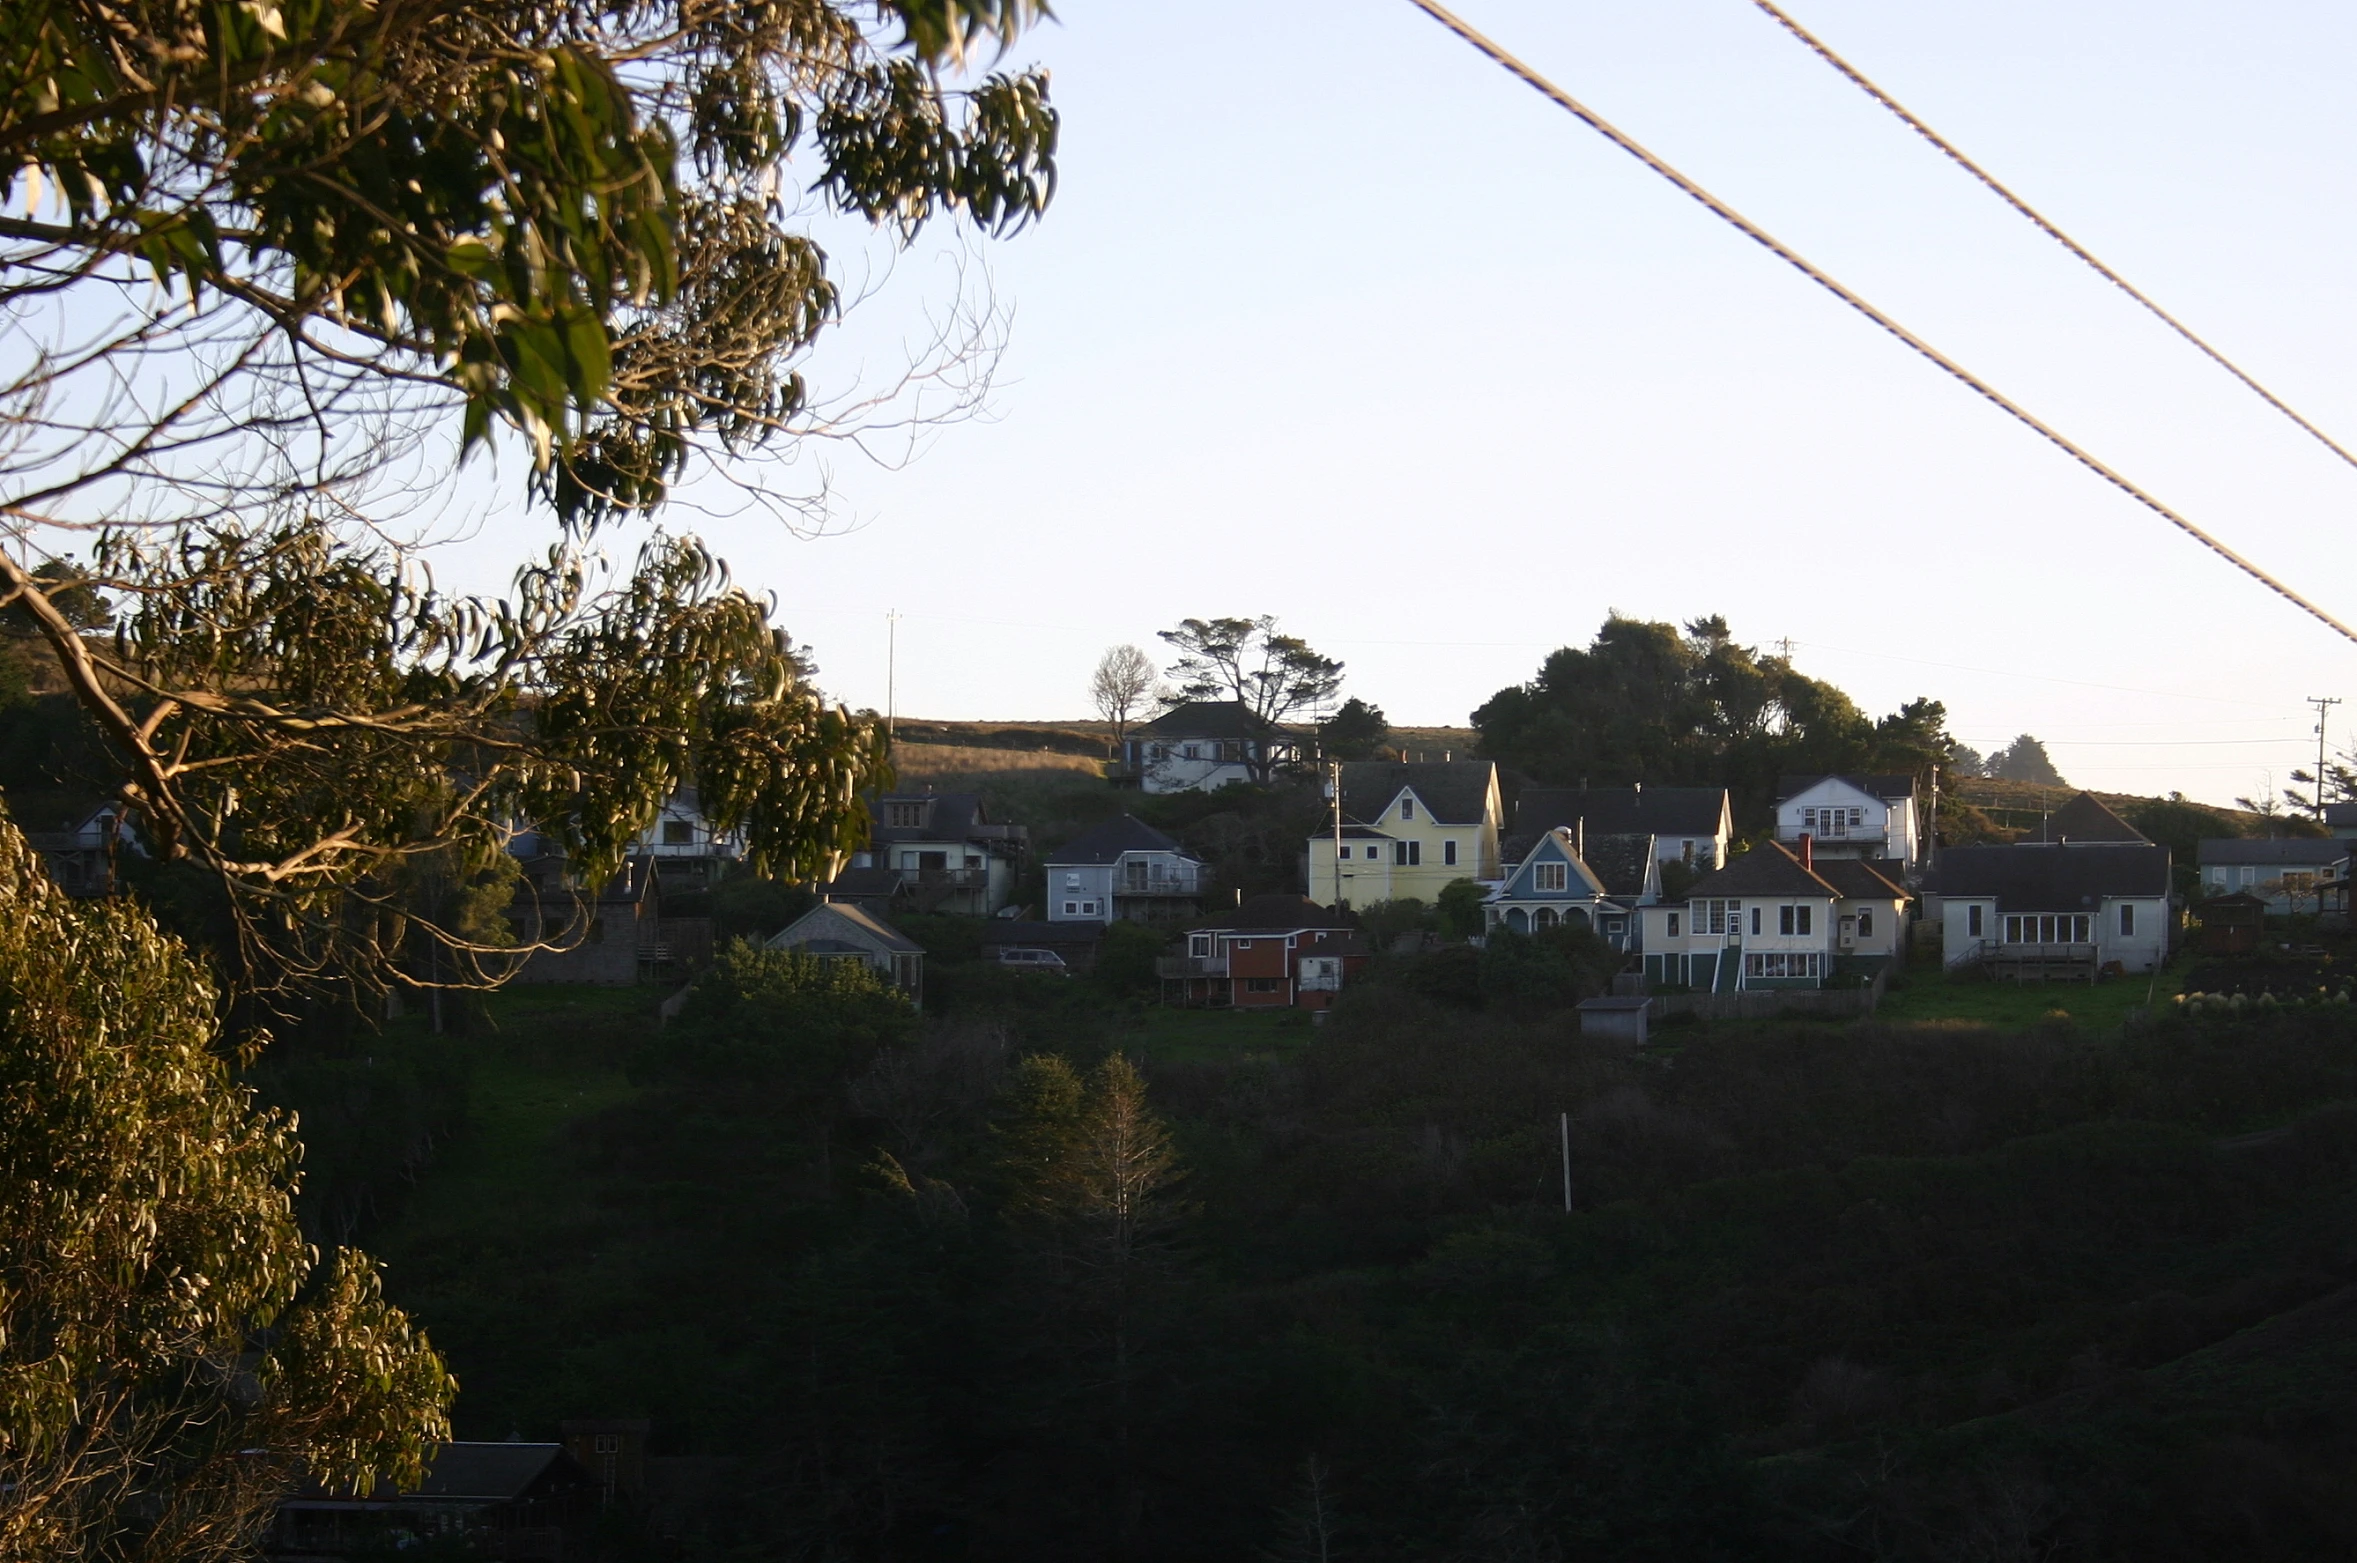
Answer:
[1306, 760, 1502, 909]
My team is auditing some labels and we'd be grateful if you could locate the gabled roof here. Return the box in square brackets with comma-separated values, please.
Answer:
[1811, 857, 1910, 901]
[1048, 814, 1192, 865]
[1682, 841, 1836, 899]
[2197, 837, 2349, 866]
[1775, 773, 1918, 805]
[1929, 843, 2171, 907]
[1515, 785, 1726, 839]
[772, 901, 924, 955]
[1339, 760, 1497, 827]
[1581, 832, 1657, 899]
[1496, 830, 1607, 898]
[817, 866, 901, 900]
[868, 792, 1027, 849]
[2033, 792, 2149, 844]
[1133, 700, 1285, 741]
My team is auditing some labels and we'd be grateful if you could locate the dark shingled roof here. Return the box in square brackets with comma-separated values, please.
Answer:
[2197, 838, 2350, 867]
[1581, 832, 1657, 899]
[1929, 844, 2171, 908]
[414, 1444, 575, 1501]
[1339, 761, 1497, 826]
[1132, 701, 1285, 741]
[1515, 785, 1726, 840]
[2327, 803, 2357, 831]
[1775, 773, 1917, 804]
[2032, 792, 2149, 844]
[774, 902, 924, 954]
[1683, 841, 1835, 899]
[817, 865, 901, 901]
[1811, 857, 1910, 901]
[1202, 894, 1355, 931]
[1048, 814, 1190, 865]
[868, 792, 1027, 850]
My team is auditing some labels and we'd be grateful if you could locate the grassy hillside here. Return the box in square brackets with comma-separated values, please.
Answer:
[282, 954, 2357, 1561]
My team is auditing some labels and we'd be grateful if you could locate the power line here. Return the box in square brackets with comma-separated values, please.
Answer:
[1401, 0, 2357, 649]
[1746, 0, 2357, 480]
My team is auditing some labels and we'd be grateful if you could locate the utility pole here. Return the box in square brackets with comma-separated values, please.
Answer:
[2308, 696, 2341, 822]
[885, 610, 900, 741]
[1331, 759, 1348, 911]
[1560, 1111, 1573, 1213]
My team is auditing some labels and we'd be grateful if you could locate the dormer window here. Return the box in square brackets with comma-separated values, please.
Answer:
[885, 801, 925, 829]
[1533, 862, 1567, 892]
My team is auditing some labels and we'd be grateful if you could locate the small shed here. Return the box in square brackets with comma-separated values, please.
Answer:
[2195, 892, 2267, 956]
[1576, 995, 1652, 1045]
[767, 901, 925, 1005]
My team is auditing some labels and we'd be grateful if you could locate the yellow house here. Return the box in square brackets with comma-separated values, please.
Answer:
[1306, 760, 1503, 909]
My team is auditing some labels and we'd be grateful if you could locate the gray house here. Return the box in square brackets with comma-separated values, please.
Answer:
[1933, 843, 2172, 976]
[1045, 814, 1206, 924]
[508, 853, 665, 984]
[1512, 785, 1732, 875]
[2197, 837, 2349, 915]
[840, 791, 1029, 914]
[767, 901, 925, 1004]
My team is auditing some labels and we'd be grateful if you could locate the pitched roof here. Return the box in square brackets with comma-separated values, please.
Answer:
[868, 792, 1027, 849]
[1201, 894, 1354, 931]
[1811, 857, 1910, 901]
[414, 1444, 575, 1502]
[772, 901, 924, 954]
[1775, 773, 1918, 804]
[817, 866, 901, 900]
[1339, 760, 1497, 826]
[1581, 831, 1657, 898]
[1929, 843, 2171, 907]
[1047, 814, 1191, 865]
[1515, 785, 1726, 839]
[1133, 700, 1285, 741]
[2033, 792, 2149, 844]
[1683, 841, 1836, 899]
[1501, 830, 1608, 897]
[2197, 837, 2349, 867]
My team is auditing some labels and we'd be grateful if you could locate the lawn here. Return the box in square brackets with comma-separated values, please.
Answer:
[1122, 1003, 1316, 1064]
[1872, 956, 2189, 1032]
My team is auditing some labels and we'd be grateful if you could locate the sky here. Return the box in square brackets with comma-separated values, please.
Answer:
[443, 0, 2357, 807]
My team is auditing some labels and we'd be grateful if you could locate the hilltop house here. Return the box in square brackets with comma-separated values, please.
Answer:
[1775, 774, 1924, 876]
[1932, 843, 2172, 976]
[1045, 815, 1207, 924]
[1639, 839, 1908, 992]
[766, 901, 925, 1004]
[1305, 760, 1503, 909]
[1118, 701, 1298, 793]
[1512, 785, 1731, 875]
[1483, 828, 1639, 949]
[268, 1443, 598, 1561]
[833, 791, 1028, 915]
[1158, 895, 1368, 1010]
[2029, 791, 2150, 845]
[2197, 838, 2349, 916]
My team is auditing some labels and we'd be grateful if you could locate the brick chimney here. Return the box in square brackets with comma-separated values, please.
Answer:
[1798, 832, 1814, 872]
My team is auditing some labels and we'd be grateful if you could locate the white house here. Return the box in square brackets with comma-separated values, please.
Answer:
[2196, 838, 2349, 916]
[1638, 840, 1907, 992]
[1774, 774, 1924, 876]
[852, 791, 1029, 915]
[1510, 786, 1732, 875]
[1045, 814, 1207, 924]
[630, 789, 744, 860]
[1118, 701, 1298, 794]
[1931, 843, 2171, 975]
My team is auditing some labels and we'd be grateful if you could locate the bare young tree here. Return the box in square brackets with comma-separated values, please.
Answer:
[1089, 644, 1156, 755]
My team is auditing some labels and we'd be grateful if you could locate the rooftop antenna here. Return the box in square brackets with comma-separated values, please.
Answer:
[885, 610, 900, 741]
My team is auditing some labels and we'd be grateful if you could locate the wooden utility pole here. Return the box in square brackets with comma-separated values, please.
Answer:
[2309, 696, 2341, 821]
[1331, 759, 1348, 911]
[1560, 1112, 1572, 1213]
[885, 610, 900, 741]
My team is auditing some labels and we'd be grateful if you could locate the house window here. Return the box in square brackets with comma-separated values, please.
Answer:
[1063, 901, 1079, 916]
[1245, 977, 1283, 993]
[1802, 808, 1815, 828]
[1534, 862, 1568, 892]
[1779, 905, 1795, 936]
[1666, 911, 1681, 937]
[1604, 917, 1625, 934]
[1189, 934, 1213, 958]
[1849, 808, 1863, 826]
[1750, 905, 1762, 937]
[1401, 796, 1415, 820]
[661, 819, 694, 845]
[1183, 744, 1200, 760]
[1081, 901, 1099, 916]
[1967, 904, 1983, 937]
[2239, 866, 2256, 887]
[2119, 903, 2135, 936]
[2004, 915, 2090, 944]
[1857, 908, 1874, 938]
[1744, 952, 1821, 980]
[1393, 840, 1421, 866]
[1798, 905, 1813, 936]
[885, 801, 925, 829]
[595, 1434, 621, 1455]
[1444, 839, 1458, 867]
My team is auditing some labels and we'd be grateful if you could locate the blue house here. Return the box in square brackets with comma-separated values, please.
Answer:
[1483, 829, 1632, 947]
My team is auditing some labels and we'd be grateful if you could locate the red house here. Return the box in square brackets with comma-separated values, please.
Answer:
[1158, 895, 1369, 1010]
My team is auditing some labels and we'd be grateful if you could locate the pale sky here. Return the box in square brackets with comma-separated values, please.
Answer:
[449, 0, 2357, 807]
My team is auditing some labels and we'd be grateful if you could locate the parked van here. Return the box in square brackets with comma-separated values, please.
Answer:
[992, 947, 1071, 976]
